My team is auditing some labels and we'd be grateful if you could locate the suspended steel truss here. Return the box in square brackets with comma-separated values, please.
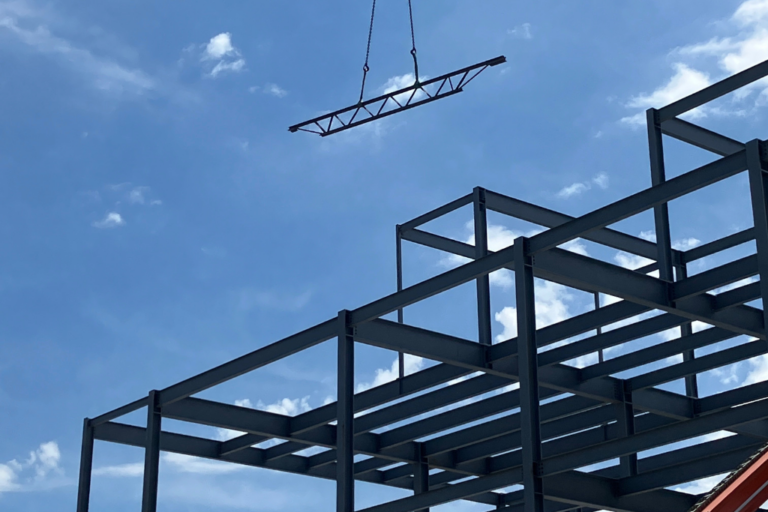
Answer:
[288, 56, 506, 136]
[78, 58, 768, 512]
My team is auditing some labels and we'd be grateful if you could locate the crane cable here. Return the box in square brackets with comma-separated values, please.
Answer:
[358, 0, 377, 104]
[408, 0, 420, 83]
[358, 0, 421, 104]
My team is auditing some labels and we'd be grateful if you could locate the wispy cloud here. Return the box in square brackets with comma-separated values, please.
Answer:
[0, 441, 64, 493]
[621, 0, 768, 126]
[200, 32, 245, 78]
[235, 288, 313, 312]
[556, 173, 609, 198]
[0, 8, 153, 96]
[507, 22, 532, 40]
[92, 212, 125, 229]
[356, 354, 424, 393]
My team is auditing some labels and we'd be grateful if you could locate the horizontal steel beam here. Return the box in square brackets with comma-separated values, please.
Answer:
[660, 117, 745, 156]
[483, 190, 664, 260]
[528, 150, 747, 254]
[399, 194, 473, 232]
[92, 421, 502, 507]
[658, 59, 768, 121]
[157, 319, 337, 406]
[540, 398, 768, 476]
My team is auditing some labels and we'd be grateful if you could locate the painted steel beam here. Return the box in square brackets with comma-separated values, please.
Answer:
[92, 421, 502, 508]
[483, 190, 662, 260]
[162, 397, 419, 465]
[141, 391, 162, 512]
[527, 150, 747, 255]
[683, 228, 754, 264]
[658, 59, 768, 121]
[628, 339, 767, 391]
[221, 363, 470, 456]
[618, 442, 761, 495]
[660, 117, 745, 156]
[337, 311, 355, 512]
[157, 319, 337, 406]
[542, 470, 697, 512]
[399, 194, 473, 232]
[539, 398, 768, 477]
[76, 419, 94, 512]
[533, 248, 764, 339]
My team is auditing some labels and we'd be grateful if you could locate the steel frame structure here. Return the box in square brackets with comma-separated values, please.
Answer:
[77, 59, 768, 512]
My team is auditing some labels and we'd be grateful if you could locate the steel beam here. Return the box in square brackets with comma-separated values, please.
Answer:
[540, 397, 768, 477]
[746, 139, 768, 335]
[528, 150, 747, 255]
[337, 310, 355, 512]
[483, 190, 662, 260]
[76, 418, 94, 512]
[475, 187, 493, 346]
[658, 59, 768, 121]
[515, 238, 545, 512]
[414, 443, 430, 512]
[157, 319, 336, 406]
[141, 391, 162, 512]
[660, 117, 745, 156]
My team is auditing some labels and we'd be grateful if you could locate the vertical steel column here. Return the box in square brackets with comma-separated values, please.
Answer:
[141, 390, 162, 512]
[475, 187, 493, 346]
[76, 418, 94, 512]
[594, 293, 603, 363]
[616, 381, 638, 477]
[514, 237, 544, 512]
[646, 109, 675, 283]
[413, 442, 430, 512]
[746, 139, 768, 334]
[337, 310, 355, 512]
[396, 226, 405, 382]
[676, 264, 699, 397]
[647, 108, 698, 397]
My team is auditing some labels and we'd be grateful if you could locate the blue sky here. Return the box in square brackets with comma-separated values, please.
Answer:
[1, 0, 768, 510]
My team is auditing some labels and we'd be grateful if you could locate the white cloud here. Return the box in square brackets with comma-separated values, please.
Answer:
[93, 462, 144, 477]
[622, 64, 711, 126]
[200, 32, 245, 78]
[256, 397, 311, 416]
[357, 354, 424, 393]
[592, 173, 609, 189]
[163, 453, 243, 474]
[0, 441, 62, 493]
[557, 182, 590, 199]
[507, 23, 532, 40]
[211, 59, 245, 78]
[92, 212, 125, 228]
[203, 33, 236, 60]
[215, 397, 312, 441]
[556, 174, 609, 198]
[0, 13, 153, 96]
[623, 0, 768, 126]
[614, 251, 653, 270]
[127, 186, 149, 204]
[744, 353, 768, 385]
[441, 222, 588, 289]
[673, 237, 701, 251]
[675, 473, 728, 495]
[0, 463, 18, 492]
[263, 83, 288, 98]
[494, 280, 575, 342]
